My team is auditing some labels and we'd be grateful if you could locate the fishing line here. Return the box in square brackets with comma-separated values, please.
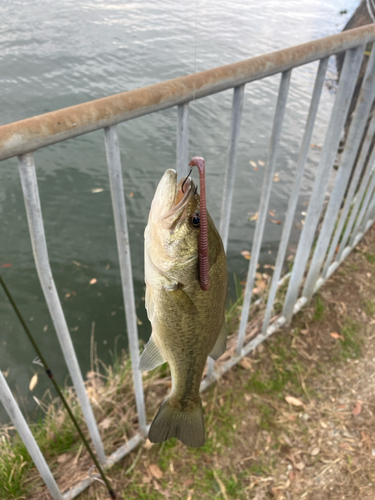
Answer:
[0, 275, 116, 500]
[191, 0, 199, 159]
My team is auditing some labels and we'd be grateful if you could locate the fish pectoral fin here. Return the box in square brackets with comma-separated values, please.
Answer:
[139, 335, 166, 372]
[209, 322, 228, 361]
[168, 288, 198, 315]
[149, 398, 205, 447]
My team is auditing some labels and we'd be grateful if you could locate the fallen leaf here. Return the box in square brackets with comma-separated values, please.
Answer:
[273, 173, 280, 182]
[57, 453, 70, 464]
[310, 144, 322, 149]
[258, 160, 265, 166]
[91, 188, 104, 193]
[65, 293, 71, 299]
[253, 166, 258, 171]
[241, 250, 251, 260]
[268, 210, 275, 217]
[311, 447, 320, 456]
[184, 479, 194, 487]
[29, 374, 38, 391]
[269, 219, 282, 225]
[287, 255, 294, 261]
[352, 401, 362, 416]
[149, 464, 163, 479]
[89, 278, 97, 285]
[264, 264, 275, 270]
[130, 192, 134, 197]
[2, 263, 12, 268]
[330, 332, 344, 340]
[72, 260, 89, 268]
[137, 317, 143, 325]
[98, 418, 112, 430]
[285, 396, 303, 407]
[249, 212, 259, 222]
[143, 439, 153, 450]
[213, 470, 228, 500]
[239, 357, 252, 369]
[295, 461, 305, 471]
[249, 160, 257, 167]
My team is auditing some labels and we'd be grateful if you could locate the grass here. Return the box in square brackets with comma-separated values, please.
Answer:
[339, 318, 364, 360]
[313, 294, 325, 321]
[0, 432, 34, 499]
[1, 227, 375, 499]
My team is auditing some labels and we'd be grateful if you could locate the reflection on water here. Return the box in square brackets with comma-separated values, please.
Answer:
[0, 0, 357, 422]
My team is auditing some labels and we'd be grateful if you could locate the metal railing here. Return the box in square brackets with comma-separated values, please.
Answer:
[1, 24, 375, 499]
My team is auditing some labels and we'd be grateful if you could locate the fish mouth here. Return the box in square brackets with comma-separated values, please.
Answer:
[162, 176, 193, 220]
[149, 169, 195, 230]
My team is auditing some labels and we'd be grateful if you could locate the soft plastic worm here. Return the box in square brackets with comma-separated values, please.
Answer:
[189, 156, 209, 291]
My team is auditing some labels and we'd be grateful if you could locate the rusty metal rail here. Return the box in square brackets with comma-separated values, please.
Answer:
[1, 24, 375, 500]
[1, 24, 375, 161]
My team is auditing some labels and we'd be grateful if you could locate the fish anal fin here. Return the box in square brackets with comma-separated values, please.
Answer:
[149, 398, 205, 447]
[139, 335, 165, 372]
[209, 322, 227, 361]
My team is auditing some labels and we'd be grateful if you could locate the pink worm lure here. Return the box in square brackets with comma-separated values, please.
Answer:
[189, 156, 210, 291]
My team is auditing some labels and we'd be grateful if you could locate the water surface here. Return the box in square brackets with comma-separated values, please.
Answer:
[0, 0, 357, 422]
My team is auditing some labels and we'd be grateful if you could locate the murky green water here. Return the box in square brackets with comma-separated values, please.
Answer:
[0, 0, 357, 422]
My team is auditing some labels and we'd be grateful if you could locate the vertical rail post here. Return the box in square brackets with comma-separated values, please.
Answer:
[176, 103, 190, 180]
[219, 85, 245, 252]
[104, 125, 147, 436]
[360, 180, 375, 229]
[262, 58, 328, 334]
[335, 126, 375, 262]
[236, 70, 291, 354]
[18, 153, 107, 465]
[323, 112, 375, 275]
[303, 47, 375, 298]
[282, 45, 365, 322]
[0, 370, 64, 500]
[350, 168, 375, 244]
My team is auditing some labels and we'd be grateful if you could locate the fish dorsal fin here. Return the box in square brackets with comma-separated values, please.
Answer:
[209, 322, 227, 361]
[139, 335, 166, 372]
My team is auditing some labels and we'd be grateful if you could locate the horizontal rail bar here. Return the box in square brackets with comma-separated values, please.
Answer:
[104, 125, 147, 436]
[1, 25, 375, 161]
[0, 370, 63, 500]
[18, 153, 107, 464]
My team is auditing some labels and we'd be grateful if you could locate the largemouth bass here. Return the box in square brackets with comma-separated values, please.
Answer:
[139, 157, 227, 447]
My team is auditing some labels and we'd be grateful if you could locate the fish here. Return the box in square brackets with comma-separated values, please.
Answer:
[139, 157, 228, 447]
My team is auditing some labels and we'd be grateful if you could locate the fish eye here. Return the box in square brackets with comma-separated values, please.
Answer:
[191, 212, 200, 228]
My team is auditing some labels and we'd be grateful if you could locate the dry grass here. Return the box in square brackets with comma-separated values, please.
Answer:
[2, 224, 375, 500]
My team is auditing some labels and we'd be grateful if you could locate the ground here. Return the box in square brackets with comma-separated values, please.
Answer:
[3, 225, 375, 500]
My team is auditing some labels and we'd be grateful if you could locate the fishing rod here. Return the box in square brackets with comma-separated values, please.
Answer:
[0, 275, 116, 499]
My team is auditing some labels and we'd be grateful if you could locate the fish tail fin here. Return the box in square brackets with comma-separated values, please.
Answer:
[148, 398, 205, 447]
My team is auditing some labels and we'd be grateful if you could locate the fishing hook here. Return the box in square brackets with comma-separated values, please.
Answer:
[181, 167, 192, 193]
